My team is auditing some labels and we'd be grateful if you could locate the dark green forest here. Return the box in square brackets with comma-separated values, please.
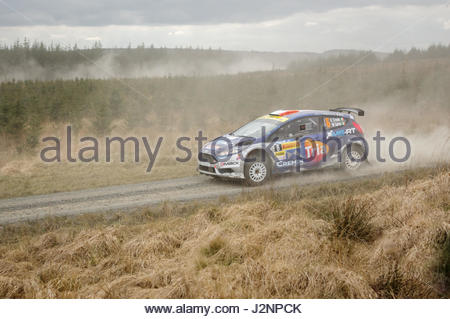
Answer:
[0, 43, 449, 153]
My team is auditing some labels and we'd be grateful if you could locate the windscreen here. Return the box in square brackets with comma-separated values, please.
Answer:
[231, 118, 281, 138]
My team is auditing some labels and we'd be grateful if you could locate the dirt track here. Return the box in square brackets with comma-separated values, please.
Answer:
[0, 167, 397, 224]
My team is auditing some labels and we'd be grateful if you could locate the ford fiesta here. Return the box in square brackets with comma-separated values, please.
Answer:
[198, 108, 368, 185]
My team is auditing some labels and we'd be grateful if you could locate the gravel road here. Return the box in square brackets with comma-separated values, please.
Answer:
[0, 168, 394, 224]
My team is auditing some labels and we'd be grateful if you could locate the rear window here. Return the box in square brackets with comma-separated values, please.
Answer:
[324, 117, 347, 129]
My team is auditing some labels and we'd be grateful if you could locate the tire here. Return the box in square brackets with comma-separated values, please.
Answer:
[244, 152, 271, 186]
[342, 144, 365, 171]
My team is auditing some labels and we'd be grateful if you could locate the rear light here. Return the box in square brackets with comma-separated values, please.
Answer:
[352, 121, 363, 134]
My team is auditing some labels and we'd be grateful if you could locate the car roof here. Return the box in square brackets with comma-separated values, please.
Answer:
[268, 109, 352, 121]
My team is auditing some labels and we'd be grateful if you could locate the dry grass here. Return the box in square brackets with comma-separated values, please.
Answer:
[328, 197, 378, 242]
[0, 123, 225, 199]
[0, 160, 196, 199]
[0, 167, 448, 298]
[0, 131, 202, 199]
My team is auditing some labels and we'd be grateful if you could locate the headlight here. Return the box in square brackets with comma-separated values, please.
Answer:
[217, 149, 232, 157]
[217, 145, 247, 158]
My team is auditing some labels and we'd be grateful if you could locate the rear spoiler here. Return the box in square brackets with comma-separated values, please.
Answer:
[329, 107, 365, 116]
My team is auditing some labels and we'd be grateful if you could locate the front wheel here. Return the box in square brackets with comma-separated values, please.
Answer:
[244, 153, 271, 186]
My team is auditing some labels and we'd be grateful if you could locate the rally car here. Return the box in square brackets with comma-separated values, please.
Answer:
[198, 108, 367, 185]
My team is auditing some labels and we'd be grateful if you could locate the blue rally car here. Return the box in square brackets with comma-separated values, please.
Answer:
[198, 108, 367, 185]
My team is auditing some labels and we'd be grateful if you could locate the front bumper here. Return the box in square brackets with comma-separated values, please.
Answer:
[197, 152, 245, 179]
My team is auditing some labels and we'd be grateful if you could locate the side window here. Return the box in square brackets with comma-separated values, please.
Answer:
[324, 116, 347, 129]
[296, 117, 320, 135]
[270, 117, 320, 141]
[270, 125, 291, 141]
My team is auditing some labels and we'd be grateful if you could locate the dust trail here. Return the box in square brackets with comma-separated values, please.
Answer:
[357, 99, 450, 169]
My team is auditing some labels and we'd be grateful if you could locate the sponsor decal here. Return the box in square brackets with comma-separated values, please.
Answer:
[275, 151, 285, 156]
[274, 140, 329, 163]
[273, 140, 299, 153]
[276, 159, 302, 167]
[325, 117, 346, 128]
[273, 144, 282, 152]
[272, 139, 299, 159]
[219, 161, 240, 167]
[327, 127, 356, 137]
[260, 115, 289, 122]
[304, 140, 329, 162]
[281, 141, 299, 150]
[274, 150, 286, 160]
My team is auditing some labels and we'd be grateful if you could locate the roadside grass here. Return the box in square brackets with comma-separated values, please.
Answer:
[328, 197, 377, 242]
[434, 230, 450, 293]
[0, 160, 197, 199]
[0, 165, 448, 298]
[0, 124, 224, 199]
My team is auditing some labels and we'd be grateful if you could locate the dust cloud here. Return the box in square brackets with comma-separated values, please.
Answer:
[0, 50, 316, 81]
[358, 99, 449, 169]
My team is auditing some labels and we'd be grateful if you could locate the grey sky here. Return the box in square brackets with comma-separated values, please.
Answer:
[0, 0, 449, 52]
[0, 0, 446, 26]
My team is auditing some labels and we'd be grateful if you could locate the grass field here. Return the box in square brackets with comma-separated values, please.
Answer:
[0, 166, 448, 298]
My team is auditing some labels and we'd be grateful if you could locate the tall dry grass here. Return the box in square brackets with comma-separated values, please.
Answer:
[0, 167, 448, 298]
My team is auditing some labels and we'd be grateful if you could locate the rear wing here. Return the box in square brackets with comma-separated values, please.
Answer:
[329, 107, 364, 116]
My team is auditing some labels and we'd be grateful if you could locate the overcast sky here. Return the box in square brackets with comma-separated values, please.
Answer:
[0, 0, 449, 52]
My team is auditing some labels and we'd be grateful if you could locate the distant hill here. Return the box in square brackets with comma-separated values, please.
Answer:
[0, 43, 321, 81]
[0, 41, 448, 81]
[321, 49, 389, 59]
[0, 41, 388, 81]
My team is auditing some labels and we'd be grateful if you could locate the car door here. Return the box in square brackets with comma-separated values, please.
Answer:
[322, 115, 350, 163]
[269, 116, 325, 172]
[295, 116, 328, 168]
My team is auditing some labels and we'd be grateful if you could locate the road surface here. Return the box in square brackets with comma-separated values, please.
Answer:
[0, 168, 396, 224]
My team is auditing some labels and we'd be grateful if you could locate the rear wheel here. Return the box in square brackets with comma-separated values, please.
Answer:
[244, 152, 271, 185]
[342, 144, 365, 170]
